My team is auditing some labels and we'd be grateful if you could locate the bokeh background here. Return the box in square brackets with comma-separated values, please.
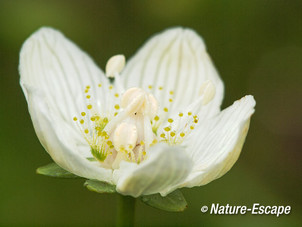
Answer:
[1, 0, 301, 226]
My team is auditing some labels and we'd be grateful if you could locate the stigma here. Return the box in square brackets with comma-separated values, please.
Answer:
[73, 55, 216, 169]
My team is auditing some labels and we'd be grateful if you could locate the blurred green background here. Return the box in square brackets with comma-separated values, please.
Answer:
[1, 0, 301, 226]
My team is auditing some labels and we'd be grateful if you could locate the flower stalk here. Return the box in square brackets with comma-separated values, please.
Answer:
[117, 195, 136, 227]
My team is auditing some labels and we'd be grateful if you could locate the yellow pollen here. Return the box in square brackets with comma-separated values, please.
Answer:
[85, 89, 89, 93]
[103, 117, 109, 123]
[193, 115, 198, 119]
[140, 141, 145, 145]
[152, 139, 158, 144]
[142, 151, 146, 156]
[169, 91, 174, 95]
[81, 112, 86, 116]
[170, 131, 176, 137]
[73, 117, 77, 121]
[114, 112, 118, 116]
[84, 129, 89, 134]
[180, 132, 185, 137]
[80, 119, 84, 124]
[107, 141, 112, 146]
[114, 93, 119, 98]
[86, 95, 91, 99]
[90, 117, 95, 121]
[190, 126, 195, 130]
[154, 115, 160, 121]
[188, 112, 192, 116]
[168, 118, 174, 123]
[98, 83, 102, 87]
[159, 86, 163, 90]
[160, 133, 166, 138]
[194, 119, 198, 123]
[86, 85, 91, 89]
[179, 113, 183, 117]
[163, 107, 168, 112]
[114, 104, 120, 110]
[109, 85, 113, 90]
[169, 98, 173, 102]
[148, 85, 152, 89]
[110, 145, 114, 149]
[164, 127, 171, 132]
[128, 145, 133, 149]
[87, 104, 92, 109]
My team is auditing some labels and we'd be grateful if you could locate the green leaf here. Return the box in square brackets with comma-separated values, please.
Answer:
[36, 163, 79, 178]
[84, 179, 116, 193]
[141, 190, 187, 212]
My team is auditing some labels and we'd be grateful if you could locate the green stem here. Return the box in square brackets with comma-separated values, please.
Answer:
[117, 194, 136, 227]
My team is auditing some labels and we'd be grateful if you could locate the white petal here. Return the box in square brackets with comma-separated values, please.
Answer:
[24, 86, 113, 183]
[19, 27, 114, 181]
[19, 27, 111, 131]
[122, 27, 224, 117]
[182, 95, 256, 187]
[113, 143, 192, 197]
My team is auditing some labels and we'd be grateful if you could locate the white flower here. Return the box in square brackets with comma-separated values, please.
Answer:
[19, 27, 256, 197]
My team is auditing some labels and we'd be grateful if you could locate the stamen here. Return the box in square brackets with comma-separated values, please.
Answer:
[105, 55, 126, 78]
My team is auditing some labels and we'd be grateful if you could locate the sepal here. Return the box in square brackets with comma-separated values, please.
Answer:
[140, 190, 187, 212]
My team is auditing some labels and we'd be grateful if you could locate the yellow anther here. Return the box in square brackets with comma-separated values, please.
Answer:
[84, 129, 89, 134]
[179, 113, 183, 117]
[160, 133, 166, 138]
[180, 132, 185, 137]
[91, 117, 95, 121]
[115, 93, 119, 98]
[193, 115, 198, 119]
[85, 89, 89, 93]
[190, 126, 195, 130]
[114, 112, 118, 116]
[170, 131, 176, 137]
[86, 85, 91, 89]
[110, 145, 114, 149]
[164, 127, 171, 132]
[140, 141, 145, 145]
[86, 95, 91, 99]
[128, 145, 133, 149]
[98, 84, 102, 87]
[152, 139, 158, 144]
[194, 119, 198, 123]
[81, 112, 86, 116]
[163, 107, 168, 112]
[114, 104, 120, 110]
[73, 117, 77, 121]
[80, 119, 84, 124]
[142, 151, 146, 156]
[159, 86, 163, 90]
[95, 116, 100, 120]
[188, 112, 192, 116]
[109, 85, 113, 90]
[168, 118, 174, 123]
[87, 104, 92, 109]
[154, 115, 160, 121]
[148, 85, 153, 89]
[169, 98, 173, 102]
[97, 131, 102, 136]
[103, 117, 109, 123]
[107, 141, 112, 146]
[169, 91, 174, 95]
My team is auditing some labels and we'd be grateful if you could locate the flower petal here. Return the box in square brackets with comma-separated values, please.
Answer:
[19, 27, 114, 181]
[122, 27, 224, 117]
[24, 85, 113, 183]
[113, 143, 192, 197]
[182, 95, 256, 187]
[19, 27, 111, 133]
